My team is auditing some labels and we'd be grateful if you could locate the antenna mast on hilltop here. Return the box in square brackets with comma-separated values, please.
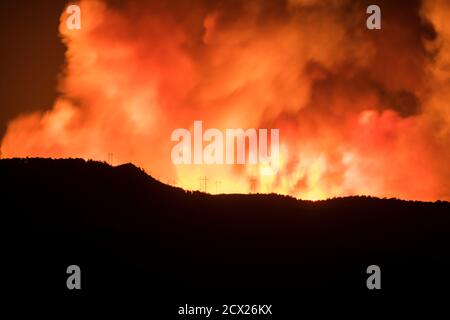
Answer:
[199, 176, 208, 193]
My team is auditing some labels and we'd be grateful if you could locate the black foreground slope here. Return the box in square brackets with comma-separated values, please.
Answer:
[2, 158, 449, 295]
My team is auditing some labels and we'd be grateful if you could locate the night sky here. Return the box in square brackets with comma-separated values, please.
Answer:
[0, 1, 66, 138]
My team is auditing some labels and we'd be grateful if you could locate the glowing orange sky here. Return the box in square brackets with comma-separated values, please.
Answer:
[1, 0, 449, 201]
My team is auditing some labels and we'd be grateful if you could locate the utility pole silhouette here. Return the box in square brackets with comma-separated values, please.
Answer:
[199, 176, 208, 193]
[250, 176, 257, 193]
[215, 180, 221, 193]
[107, 152, 114, 165]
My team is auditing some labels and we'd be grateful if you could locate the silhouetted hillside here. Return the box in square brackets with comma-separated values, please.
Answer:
[2, 158, 449, 297]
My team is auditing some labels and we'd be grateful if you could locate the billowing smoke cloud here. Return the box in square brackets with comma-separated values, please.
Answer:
[2, 0, 449, 200]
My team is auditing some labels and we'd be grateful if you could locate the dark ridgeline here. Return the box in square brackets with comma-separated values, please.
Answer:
[1, 158, 449, 296]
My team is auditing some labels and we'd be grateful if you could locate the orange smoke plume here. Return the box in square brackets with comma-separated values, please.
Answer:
[2, 0, 449, 200]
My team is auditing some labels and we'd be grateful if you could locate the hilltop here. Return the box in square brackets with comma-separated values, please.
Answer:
[1, 158, 449, 295]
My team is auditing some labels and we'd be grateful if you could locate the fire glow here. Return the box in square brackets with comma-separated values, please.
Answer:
[1, 0, 449, 201]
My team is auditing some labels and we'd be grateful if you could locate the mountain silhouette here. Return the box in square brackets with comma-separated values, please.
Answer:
[2, 157, 449, 296]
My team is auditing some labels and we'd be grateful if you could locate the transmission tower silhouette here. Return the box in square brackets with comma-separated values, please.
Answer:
[199, 176, 208, 193]
[250, 176, 257, 193]
[215, 180, 221, 193]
